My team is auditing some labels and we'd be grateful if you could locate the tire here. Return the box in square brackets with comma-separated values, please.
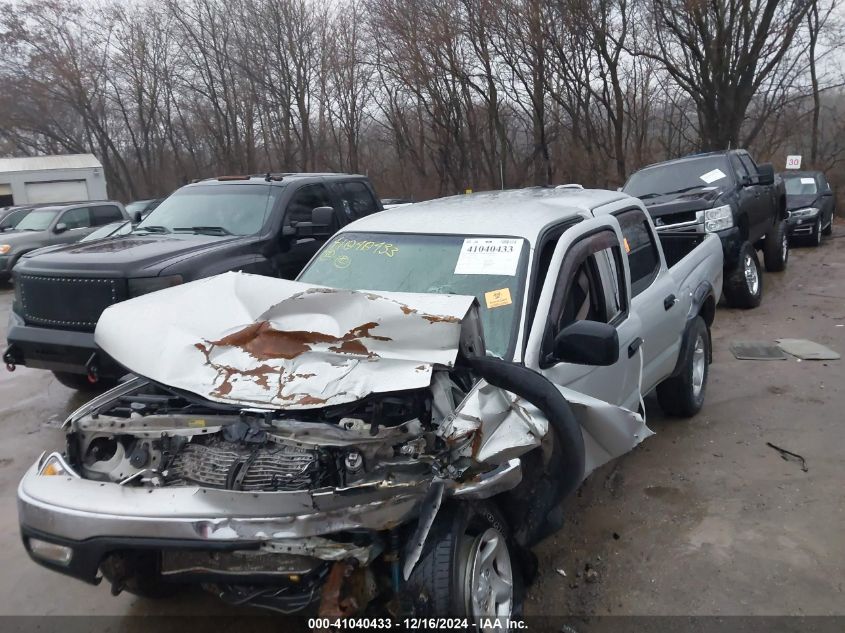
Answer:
[722, 242, 763, 309]
[52, 371, 116, 392]
[405, 502, 524, 620]
[763, 219, 789, 272]
[657, 316, 710, 418]
[822, 212, 833, 236]
[810, 216, 822, 246]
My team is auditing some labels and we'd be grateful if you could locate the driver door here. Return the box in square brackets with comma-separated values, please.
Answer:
[53, 206, 96, 244]
[525, 216, 642, 411]
[276, 184, 338, 279]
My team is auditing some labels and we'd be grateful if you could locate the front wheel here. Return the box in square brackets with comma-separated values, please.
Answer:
[763, 220, 789, 272]
[810, 216, 823, 246]
[656, 316, 710, 418]
[723, 242, 763, 309]
[405, 503, 523, 620]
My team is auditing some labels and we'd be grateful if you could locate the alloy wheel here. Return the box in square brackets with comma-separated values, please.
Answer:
[744, 253, 759, 296]
[691, 333, 706, 399]
[465, 527, 514, 623]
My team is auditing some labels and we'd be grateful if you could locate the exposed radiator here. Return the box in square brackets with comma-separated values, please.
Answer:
[167, 440, 319, 491]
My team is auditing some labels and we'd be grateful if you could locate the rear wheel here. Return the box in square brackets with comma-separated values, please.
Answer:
[723, 242, 763, 309]
[657, 316, 710, 418]
[52, 371, 115, 392]
[763, 220, 789, 272]
[405, 503, 523, 621]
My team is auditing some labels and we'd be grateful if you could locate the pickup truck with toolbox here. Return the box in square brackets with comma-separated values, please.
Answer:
[3, 173, 383, 389]
[17, 188, 723, 620]
[623, 150, 788, 309]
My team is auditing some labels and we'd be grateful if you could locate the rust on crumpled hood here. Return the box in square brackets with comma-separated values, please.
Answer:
[94, 272, 476, 409]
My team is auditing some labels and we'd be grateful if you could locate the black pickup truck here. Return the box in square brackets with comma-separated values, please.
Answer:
[623, 150, 788, 309]
[4, 173, 382, 389]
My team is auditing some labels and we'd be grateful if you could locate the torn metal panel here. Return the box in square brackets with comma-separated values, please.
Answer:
[561, 388, 653, 476]
[95, 272, 476, 410]
[440, 378, 650, 477]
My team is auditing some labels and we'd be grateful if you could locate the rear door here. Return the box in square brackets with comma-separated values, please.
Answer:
[817, 173, 835, 228]
[612, 207, 683, 391]
[525, 216, 642, 411]
[335, 181, 382, 222]
[91, 204, 125, 226]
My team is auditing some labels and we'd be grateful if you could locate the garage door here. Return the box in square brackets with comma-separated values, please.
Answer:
[25, 180, 89, 204]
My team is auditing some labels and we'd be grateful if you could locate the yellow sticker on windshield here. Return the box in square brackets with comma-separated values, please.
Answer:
[623, 237, 631, 253]
[485, 288, 512, 309]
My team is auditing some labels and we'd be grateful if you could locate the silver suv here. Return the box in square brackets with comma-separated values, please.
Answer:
[0, 201, 128, 281]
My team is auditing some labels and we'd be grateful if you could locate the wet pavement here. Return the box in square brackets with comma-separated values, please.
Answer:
[0, 226, 843, 617]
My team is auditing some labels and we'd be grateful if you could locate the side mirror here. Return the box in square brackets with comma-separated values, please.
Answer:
[131, 210, 143, 223]
[311, 206, 335, 229]
[54, 223, 68, 234]
[292, 206, 335, 238]
[757, 163, 775, 186]
[552, 320, 619, 366]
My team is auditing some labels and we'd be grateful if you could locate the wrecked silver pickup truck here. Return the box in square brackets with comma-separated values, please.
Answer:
[18, 189, 722, 619]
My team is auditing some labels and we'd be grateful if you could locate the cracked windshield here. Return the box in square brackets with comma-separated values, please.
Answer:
[299, 232, 528, 359]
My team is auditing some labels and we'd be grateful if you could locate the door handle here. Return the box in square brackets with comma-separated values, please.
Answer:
[628, 337, 643, 358]
[663, 294, 677, 310]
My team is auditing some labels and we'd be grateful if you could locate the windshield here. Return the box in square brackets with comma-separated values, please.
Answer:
[136, 184, 279, 236]
[81, 221, 131, 242]
[624, 156, 733, 198]
[0, 208, 31, 230]
[783, 176, 818, 196]
[298, 232, 529, 359]
[12, 209, 59, 231]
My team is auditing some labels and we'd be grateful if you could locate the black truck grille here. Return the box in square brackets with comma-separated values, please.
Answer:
[18, 274, 125, 331]
[653, 210, 701, 228]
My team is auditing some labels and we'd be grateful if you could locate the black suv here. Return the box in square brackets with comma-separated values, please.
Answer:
[4, 173, 382, 389]
[779, 170, 835, 246]
[623, 150, 788, 309]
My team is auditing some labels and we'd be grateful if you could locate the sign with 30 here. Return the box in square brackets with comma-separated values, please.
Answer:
[785, 155, 802, 170]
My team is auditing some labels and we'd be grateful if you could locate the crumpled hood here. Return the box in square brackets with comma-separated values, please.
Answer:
[95, 271, 477, 409]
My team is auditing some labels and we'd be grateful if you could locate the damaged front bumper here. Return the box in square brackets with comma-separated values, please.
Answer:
[18, 455, 521, 585]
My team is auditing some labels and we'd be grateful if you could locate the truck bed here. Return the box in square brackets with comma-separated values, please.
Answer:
[659, 233, 707, 269]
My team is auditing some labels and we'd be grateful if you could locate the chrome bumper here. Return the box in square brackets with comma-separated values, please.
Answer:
[18, 459, 522, 545]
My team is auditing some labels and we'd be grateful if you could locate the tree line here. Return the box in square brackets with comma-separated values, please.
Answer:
[0, 0, 843, 202]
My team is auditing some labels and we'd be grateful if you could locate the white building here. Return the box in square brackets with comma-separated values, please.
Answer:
[0, 154, 108, 207]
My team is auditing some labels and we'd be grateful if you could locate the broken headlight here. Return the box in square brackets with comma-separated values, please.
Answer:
[38, 452, 80, 478]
